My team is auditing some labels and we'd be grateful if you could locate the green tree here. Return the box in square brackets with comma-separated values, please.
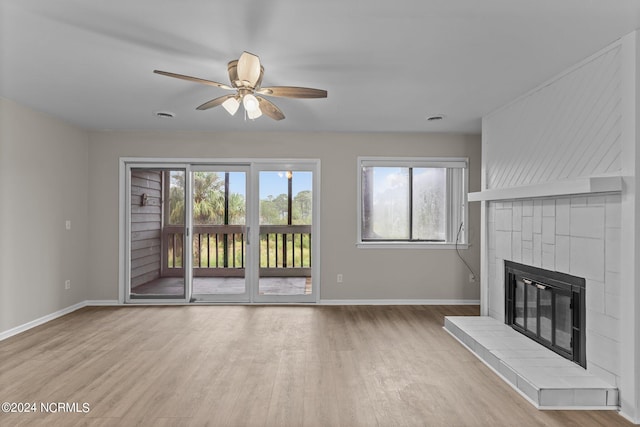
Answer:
[169, 171, 246, 225]
[260, 195, 280, 225]
[273, 194, 289, 224]
[192, 172, 224, 225]
[293, 190, 312, 224]
[169, 172, 186, 224]
[228, 192, 246, 224]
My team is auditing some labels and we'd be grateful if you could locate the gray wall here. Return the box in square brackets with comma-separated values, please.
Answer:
[0, 97, 481, 334]
[88, 131, 481, 302]
[0, 98, 89, 332]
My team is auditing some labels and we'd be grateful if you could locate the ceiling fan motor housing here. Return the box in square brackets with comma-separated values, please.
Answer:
[227, 60, 264, 89]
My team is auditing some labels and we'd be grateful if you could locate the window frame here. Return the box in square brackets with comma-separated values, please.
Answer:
[356, 157, 469, 249]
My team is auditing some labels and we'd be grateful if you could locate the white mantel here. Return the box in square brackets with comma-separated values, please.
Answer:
[468, 176, 622, 202]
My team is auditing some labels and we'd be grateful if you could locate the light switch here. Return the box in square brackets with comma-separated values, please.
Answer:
[65, 220, 71, 230]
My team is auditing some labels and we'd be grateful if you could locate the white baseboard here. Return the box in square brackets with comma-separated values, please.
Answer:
[0, 301, 86, 341]
[0, 300, 119, 341]
[85, 300, 120, 306]
[618, 410, 640, 425]
[319, 299, 480, 305]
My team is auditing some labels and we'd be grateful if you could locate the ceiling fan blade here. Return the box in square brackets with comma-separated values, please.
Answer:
[256, 86, 327, 98]
[196, 94, 237, 111]
[236, 52, 262, 88]
[257, 96, 285, 121]
[154, 70, 234, 90]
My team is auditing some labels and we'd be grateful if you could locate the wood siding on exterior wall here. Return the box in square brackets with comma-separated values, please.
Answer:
[130, 170, 162, 288]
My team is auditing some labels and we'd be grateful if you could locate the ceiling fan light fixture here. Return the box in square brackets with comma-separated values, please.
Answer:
[247, 107, 262, 120]
[155, 51, 327, 122]
[243, 93, 260, 112]
[222, 97, 240, 115]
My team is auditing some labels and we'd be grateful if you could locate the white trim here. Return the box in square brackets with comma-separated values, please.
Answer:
[356, 243, 469, 250]
[618, 410, 640, 425]
[468, 176, 623, 202]
[0, 302, 86, 341]
[252, 160, 321, 304]
[85, 300, 120, 306]
[118, 159, 126, 304]
[360, 157, 468, 169]
[319, 299, 480, 305]
[119, 157, 321, 305]
[121, 162, 191, 304]
[357, 156, 469, 246]
[619, 30, 640, 425]
[0, 300, 123, 341]
[480, 200, 489, 316]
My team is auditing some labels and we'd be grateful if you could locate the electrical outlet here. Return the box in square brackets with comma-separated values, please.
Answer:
[337, 274, 343, 284]
[65, 280, 71, 290]
[65, 220, 71, 230]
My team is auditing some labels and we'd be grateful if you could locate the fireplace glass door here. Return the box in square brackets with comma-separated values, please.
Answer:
[516, 277, 574, 351]
[555, 293, 572, 352]
[505, 261, 585, 368]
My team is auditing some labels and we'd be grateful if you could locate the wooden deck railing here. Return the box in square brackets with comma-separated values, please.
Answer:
[161, 225, 311, 277]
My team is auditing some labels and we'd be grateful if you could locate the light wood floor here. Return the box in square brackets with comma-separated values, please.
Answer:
[0, 305, 633, 426]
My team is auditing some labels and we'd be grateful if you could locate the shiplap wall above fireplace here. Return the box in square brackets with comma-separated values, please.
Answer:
[477, 31, 640, 423]
[485, 44, 622, 191]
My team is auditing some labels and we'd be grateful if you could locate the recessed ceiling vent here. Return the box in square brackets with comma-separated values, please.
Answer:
[154, 111, 175, 118]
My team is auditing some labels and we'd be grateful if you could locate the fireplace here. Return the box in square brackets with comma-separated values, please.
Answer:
[504, 261, 586, 368]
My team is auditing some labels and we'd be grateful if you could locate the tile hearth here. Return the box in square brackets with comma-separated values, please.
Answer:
[444, 316, 618, 409]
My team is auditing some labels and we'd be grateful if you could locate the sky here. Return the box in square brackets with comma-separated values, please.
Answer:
[226, 170, 312, 200]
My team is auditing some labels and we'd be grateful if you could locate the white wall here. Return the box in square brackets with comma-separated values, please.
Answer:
[0, 98, 90, 333]
[480, 32, 640, 422]
[484, 42, 622, 190]
[87, 131, 481, 302]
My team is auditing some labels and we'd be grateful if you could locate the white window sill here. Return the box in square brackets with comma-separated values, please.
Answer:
[357, 242, 469, 250]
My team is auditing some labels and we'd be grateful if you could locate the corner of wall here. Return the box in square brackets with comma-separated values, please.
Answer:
[617, 29, 640, 423]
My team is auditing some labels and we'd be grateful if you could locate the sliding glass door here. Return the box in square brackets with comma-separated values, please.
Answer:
[123, 160, 319, 304]
[190, 166, 250, 302]
[126, 166, 189, 302]
[253, 165, 316, 303]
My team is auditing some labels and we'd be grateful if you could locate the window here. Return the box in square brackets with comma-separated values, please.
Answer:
[357, 157, 468, 248]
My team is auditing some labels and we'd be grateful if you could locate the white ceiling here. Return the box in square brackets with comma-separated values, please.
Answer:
[2, 0, 640, 133]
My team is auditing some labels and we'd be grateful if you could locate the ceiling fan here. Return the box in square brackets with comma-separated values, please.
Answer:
[154, 51, 327, 121]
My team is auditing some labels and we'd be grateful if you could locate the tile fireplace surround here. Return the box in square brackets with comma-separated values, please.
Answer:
[447, 31, 640, 421]
[487, 194, 622, 382]
[445, 193, 622, 410]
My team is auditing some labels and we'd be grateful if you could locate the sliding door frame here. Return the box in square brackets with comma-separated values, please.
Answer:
[119, 157, 321, 304]
[190, 164, 252, 303]
[121, 162, 192, 304]
[251, 161, 320, 304]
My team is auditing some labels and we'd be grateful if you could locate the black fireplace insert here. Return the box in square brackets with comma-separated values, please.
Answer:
[504, 261, 586, 368]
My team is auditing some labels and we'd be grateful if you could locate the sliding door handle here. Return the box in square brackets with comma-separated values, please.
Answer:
[245, 226, 250, 245]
